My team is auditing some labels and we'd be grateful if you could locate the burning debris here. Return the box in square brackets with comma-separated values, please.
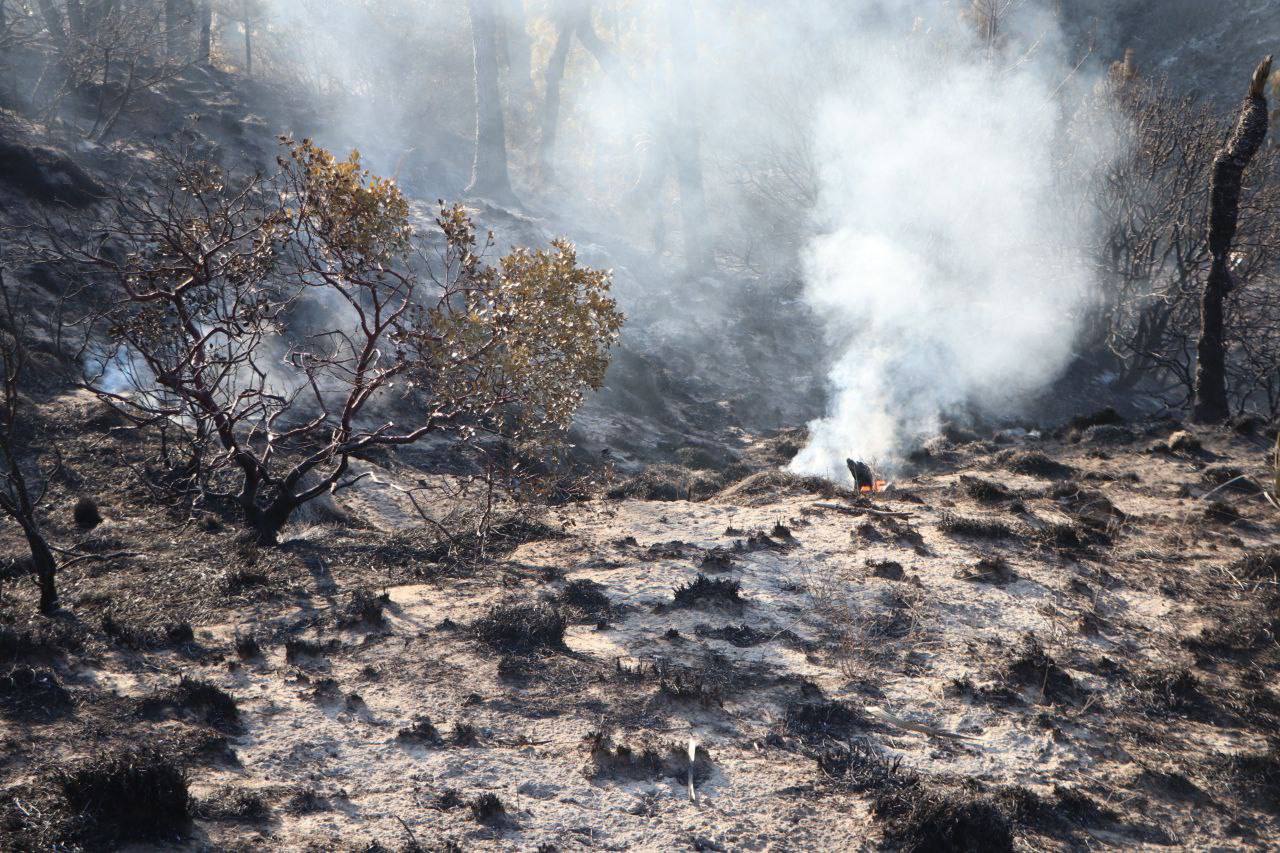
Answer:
[847, 459, 888, 494]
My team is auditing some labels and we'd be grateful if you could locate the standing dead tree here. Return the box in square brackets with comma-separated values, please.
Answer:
[1068, 60, 1280, 413]
[0, 273, 60, 613]
[1193, 56, 1272, 424]
[50, 139, 621, 545]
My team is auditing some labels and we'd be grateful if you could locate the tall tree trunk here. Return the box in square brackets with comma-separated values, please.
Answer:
[242, 0, 252, 76]
[1193, 56, 1271, 423]
[537, 11, 575, 179]
[666, 0, 712, 272]
[199, 2, 212, 64]
[466, 0, 515, 201]
[496, 0, 533, 103]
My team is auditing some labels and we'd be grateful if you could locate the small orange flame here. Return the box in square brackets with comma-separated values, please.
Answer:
[860, 480, 888, 494]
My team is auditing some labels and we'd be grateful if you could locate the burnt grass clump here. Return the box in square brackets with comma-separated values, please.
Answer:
[1224, 741, 1280, 808]
[58, 749, 191, 843]
[335, 588, 389, 628]
[233, 632, 261, 660]
[73, 496, 103, 530]
[143, 676, 240, 730]
[785, 700, 869, 744]
[194, 786, 270, 822]
[1235, 547, 1280, 580]
[1005, 636, 1079, 703]
[672, 574, 743, 611]
[938, 511, 1017, 540]
[0, 664, 73, 720]
[284, 636, 341, 662]
[420, 515, 565, 566]
[100, 614, 195, 651]
[0, 622, 84, 663]
[606, 465, 725, 502]
[959, 475, 1015, 503]
[397, 715, 444, 745]
[817, 739, 908, 794]
[873, 784, 1015, 853]
[558, 578, 612, 617]
[223, 567, 270, 594]
[1000, 450, 1075, 480]
[474, 602, 566, 652]
[469, 792, 507, 824]
[955, 555, 1017, 585]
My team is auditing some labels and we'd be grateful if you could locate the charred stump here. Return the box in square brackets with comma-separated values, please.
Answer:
[1193, 56, 1272, 424]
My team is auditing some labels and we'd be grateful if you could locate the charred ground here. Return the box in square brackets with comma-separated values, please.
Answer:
[2, 396, 1279, 850]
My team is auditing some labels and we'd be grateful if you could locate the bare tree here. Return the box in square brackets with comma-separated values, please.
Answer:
[51, 140, 620, 545]
[1193, 56, 1273, 423]
[1068, 61, 1280, 413]
[0, 273, 60, 613]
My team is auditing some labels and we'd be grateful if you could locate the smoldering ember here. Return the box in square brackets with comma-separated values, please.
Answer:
[3, 2, 1280, 851]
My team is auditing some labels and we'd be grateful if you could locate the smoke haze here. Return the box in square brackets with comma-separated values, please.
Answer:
[238, 0, 1109, 479]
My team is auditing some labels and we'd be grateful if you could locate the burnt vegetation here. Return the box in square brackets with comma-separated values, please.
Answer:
[0, 1, 1278, 850]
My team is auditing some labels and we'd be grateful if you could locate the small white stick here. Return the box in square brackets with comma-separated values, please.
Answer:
[687, 737, 698, 803]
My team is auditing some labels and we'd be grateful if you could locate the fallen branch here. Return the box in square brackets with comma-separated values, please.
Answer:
[812, 502, 913, 520]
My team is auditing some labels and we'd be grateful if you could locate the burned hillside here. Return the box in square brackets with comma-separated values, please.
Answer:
[3, 1, 1280, 851]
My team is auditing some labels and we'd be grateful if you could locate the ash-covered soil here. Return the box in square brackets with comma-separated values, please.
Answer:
[4, 398, 1280, 851]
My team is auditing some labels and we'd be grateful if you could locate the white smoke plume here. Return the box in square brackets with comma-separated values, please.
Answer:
[788, 2, 1101, 483]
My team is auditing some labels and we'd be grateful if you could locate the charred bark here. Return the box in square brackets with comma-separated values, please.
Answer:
[1193, 56, 1272, 423]
[466, 0, 515, 201]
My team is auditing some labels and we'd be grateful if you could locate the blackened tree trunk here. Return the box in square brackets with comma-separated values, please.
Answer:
[466, 0, 515, 201]
[666, 0, 712, 272]
[199, 1, 212, 64]
[21, 521, 59, 613]
[1193, 56, 1272, 423]
[242, 0, 252, 76]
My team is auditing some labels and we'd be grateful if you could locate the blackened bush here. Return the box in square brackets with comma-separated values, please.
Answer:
[172, 676, 239, 729]
[470, 792, 506, 823]
[59, 749, 191, 842]
[558, 579, 612, 617]
[473, 603, 566, 652]
[73, 497, 103, 530]
[0, 664, 72, 720]
[672, 575, 743, 611]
